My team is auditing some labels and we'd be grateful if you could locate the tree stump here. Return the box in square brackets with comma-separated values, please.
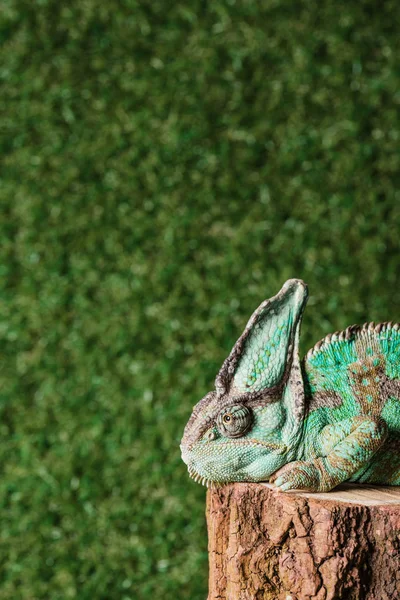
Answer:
[207, 483, 400, 600]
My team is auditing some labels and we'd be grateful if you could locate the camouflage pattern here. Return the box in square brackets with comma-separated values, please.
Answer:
[180, 280, 400, 492]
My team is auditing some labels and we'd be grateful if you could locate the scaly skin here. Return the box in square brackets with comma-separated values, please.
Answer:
[180, 279, 400, 492]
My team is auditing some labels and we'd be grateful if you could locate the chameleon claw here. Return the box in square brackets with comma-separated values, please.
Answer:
[276, 482, 294, 492]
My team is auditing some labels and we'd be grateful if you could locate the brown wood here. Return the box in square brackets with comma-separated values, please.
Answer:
[207, 483, 400, 600]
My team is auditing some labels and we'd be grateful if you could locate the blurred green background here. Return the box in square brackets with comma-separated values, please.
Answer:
[1, 1, 400, 598]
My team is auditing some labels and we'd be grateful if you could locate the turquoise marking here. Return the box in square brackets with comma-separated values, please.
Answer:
[307, 338, 358, 394]
[379, 329, 400, 378]
[235, 306, 295, 392]
[381, 398, 400, 431]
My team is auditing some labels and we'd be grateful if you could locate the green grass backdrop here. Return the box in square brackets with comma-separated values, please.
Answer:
[1, 1, 400, 598]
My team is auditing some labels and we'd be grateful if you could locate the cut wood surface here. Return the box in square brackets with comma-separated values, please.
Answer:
[207, 483, 400, 600]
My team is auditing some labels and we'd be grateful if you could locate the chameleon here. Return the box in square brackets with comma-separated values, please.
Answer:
[180, 279, 400, 492]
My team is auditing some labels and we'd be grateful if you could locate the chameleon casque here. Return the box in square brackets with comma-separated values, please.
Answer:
[180, 279, 400, 492]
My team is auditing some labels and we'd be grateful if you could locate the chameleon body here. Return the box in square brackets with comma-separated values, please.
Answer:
[180, 279, 400, 492]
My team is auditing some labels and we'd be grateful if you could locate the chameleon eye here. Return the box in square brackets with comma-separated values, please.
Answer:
[217, 404, 253, 438]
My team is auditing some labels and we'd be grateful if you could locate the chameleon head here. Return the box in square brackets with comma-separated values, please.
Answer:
[180, 279, 309, 486]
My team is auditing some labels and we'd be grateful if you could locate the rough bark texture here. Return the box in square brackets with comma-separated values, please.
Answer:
[207, 483, 400, 600]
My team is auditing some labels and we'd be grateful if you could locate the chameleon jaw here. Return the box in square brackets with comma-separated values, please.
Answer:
[187, 467, 230, 488]
[187, 465, 215, 488]
[185, 439, 288, 486]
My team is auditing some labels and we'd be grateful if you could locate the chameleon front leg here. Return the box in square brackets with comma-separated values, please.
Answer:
[270, 416, 388, 492]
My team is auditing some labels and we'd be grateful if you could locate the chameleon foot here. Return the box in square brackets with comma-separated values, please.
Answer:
[270, 460, 323, 492]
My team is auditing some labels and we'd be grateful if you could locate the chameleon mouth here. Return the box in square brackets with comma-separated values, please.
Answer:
[215, 439, 286, 452]
[187, 440, 286, 487]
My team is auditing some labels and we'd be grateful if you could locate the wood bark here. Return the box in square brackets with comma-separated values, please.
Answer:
[206, 483, 400, 600]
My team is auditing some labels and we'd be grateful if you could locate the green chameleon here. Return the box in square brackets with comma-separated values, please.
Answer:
[180, 279, 400, 492]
